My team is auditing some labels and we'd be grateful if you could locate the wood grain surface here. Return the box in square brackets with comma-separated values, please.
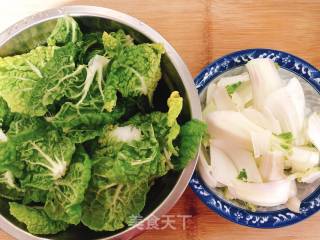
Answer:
[0, 1, 319, 239]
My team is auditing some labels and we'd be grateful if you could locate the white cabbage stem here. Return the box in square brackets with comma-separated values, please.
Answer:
[76, 55, 110, 106]
[251, 130, 272, 158]
[288, 146, 319, 172]
[30, 142, 67, 180]
[211, 86, 237, 111]
[297, 168, 320, 183]
[258, 151, 285, 181]
[206, 82, 217, 105]
[212, 139, 262, 183]
[217, 72, 250, 87]
[0, 129, 8, 142]
[307, 112, 320, 151]
[200, 58, 320, 209]
[228, 178, 293, 207]
[242, 108, 281, 134]
[207, 111, 265, 149]
[210, 143, 238, 186]
[110, 125, 142, 142]
[264, 77, 305, 144]
[246, 58, 282, 110]
[286, 196, 301, 213]
[0, 171, 16, 188]
[198, 149, 223, 189]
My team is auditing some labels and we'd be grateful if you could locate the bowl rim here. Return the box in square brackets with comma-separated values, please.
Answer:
[0, 5, 202, 240]
[189, 48, 320, 229]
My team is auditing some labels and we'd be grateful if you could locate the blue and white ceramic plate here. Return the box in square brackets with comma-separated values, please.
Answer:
[189, 49, 320, 228]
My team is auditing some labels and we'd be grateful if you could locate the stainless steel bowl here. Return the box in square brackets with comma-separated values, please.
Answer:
[0, 5, 201, 240]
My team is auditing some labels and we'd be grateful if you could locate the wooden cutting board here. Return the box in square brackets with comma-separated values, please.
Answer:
[0, 1, 319, 239]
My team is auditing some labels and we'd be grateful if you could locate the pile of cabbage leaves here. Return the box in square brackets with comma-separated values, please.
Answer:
[0, 17, 206, 235]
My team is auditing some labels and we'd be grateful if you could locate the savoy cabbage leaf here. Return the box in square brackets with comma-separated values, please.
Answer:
[0, 97, 13, 130]
[7, 115, 49, 138]
[0, 141, 21, 177]
[93, 122, 161, 183]
[46, 54, 129, 143]
[46, 101, 125, 143]
[23, 188, 48, 204]
[9, 202, 69, 235]
[19, 130, 75, 191]
[103, 43, 165, 112]
[102, 30, 134, 58]
[81, 155, 149, 231]
[0, 43, 80, 116]
[1, 117, 52, 178]
[77, 32, 104, 64]
[47, 16, 83, 46]
[0, 171, 24, 200]
[172, 119, 207, 170]
[127, 91, 183, 171]
[5, 116, 77, 204]
[44, 147, 91, 225]
[93, 91, 183, 183]
[81, 92, 183, 231]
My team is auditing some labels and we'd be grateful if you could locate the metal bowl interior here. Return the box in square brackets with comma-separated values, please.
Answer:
[0, 6, 201, 240]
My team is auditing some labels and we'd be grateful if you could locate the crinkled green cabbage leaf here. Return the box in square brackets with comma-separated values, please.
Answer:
[44, 147, 91, 225]
[94, 91, 183, 184]
[19, 130, 75, 191]
[81, 158, 149, 231]
[172, 119, 208, 170]
[104, 42, 165, 111]
[102, 30, 134, 58]
[0, 171, 24, 200]
[0, 43, 80, 116]
[9, 202, 69, 235]
[47, 16, 83, 46]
